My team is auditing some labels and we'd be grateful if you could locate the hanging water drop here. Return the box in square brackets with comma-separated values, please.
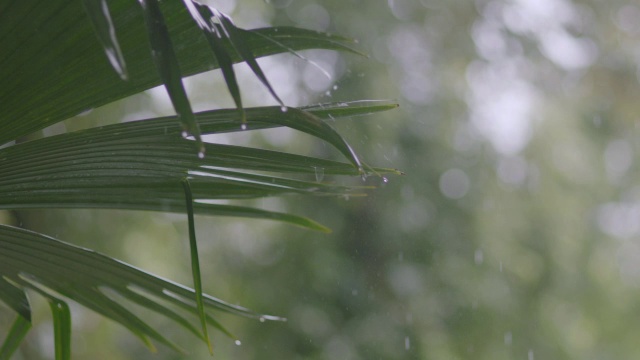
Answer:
[382, 177, 389, 183]
[198, 151, 205, 159]
[280, 106, 288, 112]
[181, 130, 188, 138]
[240, 123, 247, 130]
[314, 167, 325, 182]
[405, 336, 410, 350]
[235, 340, 242, 346]
[259, 317, 266, 323]
[332, 84, 338, 90]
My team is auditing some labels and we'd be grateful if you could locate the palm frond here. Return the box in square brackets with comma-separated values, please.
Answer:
[0, 0, 362, 146]
[0, 0, 398, 357]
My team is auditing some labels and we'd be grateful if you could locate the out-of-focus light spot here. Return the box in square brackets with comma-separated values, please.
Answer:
[401, 74, 434, 105]
[615, 5, 640, 35]
[439, 168, 470, 199]
[291, 305, 332, 338]
[387, 264, 424, 297]
[503, 0, 577, 35]
[467, 60, 535, 155]
[260, 127, 296, 148]
[597, 202, 640, 239]
[294, 4, 330, 31]
[538, 30, 598, 70]
[399, 201, 432, 233]
[324, 336, 357, 360]
[388, 0, 421, 21]
[264, 0, 292, 9]
[497, 156, 528, 186]
[617, 240, 640, 283]
[504, 331, 513, 345]
[474, 249, 484, 265]
[202, 0, 236, 14]
[472, 21, 508, 60]
[301, 51, 340, 93]
[604, 139, 633, 182]
[387, 24, 434, 105]
[552, 142, 595, 184]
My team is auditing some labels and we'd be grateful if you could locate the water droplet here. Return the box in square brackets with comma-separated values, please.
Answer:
[332, 85, 338, 90]
[405, 336, 410, 350]
[259, 317, 266, 323]
[235, 340, 242, 346]
[240, 123, 247, 130]
[280, 106, 288, 112]
[528, 349, 534, 360]
[181, 131, 188, 138]
[314, 167, 325, 182]
[382, 177, 389, 183]
[361, 173, 368, 182]
[198, 151, 205, 159]
[325, 90, 332, 96]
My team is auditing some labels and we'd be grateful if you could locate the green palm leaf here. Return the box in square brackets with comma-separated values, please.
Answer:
[0, 0, 398, 357]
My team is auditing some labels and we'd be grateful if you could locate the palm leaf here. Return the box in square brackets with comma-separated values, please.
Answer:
[0, 225, 282, 351]
[0, 0, 362, 146]
[0, 0, 398, 357]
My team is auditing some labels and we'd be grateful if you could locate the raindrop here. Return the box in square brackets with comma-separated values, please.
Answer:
[332, 84, 338, 90]
[314, 167, 325, 182]
[198, 151, 205, 159]
[235, 340, 242, 346]
[405, 336, 410, 350]
[181, 131, 188, 138]
[240, 123, 247, 130]
[259, 317, 266, 323]
[325, 90, 332, 96]
[361, 173, 369, 182]
[280, 106, 288, 112]
[528, 350, 534, 360]
[382, 177, 389, 183]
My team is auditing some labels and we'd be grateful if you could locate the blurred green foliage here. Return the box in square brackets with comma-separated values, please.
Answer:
[4, 0, 640, 359]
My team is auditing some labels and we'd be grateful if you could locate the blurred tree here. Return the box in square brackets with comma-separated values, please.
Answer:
[5, 0, 640, 359]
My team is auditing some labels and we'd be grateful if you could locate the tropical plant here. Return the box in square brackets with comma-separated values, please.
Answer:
[0, 0, 398, 358]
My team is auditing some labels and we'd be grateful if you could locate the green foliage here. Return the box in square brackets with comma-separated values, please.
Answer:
[0, 0, 397, 357]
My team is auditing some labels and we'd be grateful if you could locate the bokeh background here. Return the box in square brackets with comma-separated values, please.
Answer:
[4, 0, 640, 358]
